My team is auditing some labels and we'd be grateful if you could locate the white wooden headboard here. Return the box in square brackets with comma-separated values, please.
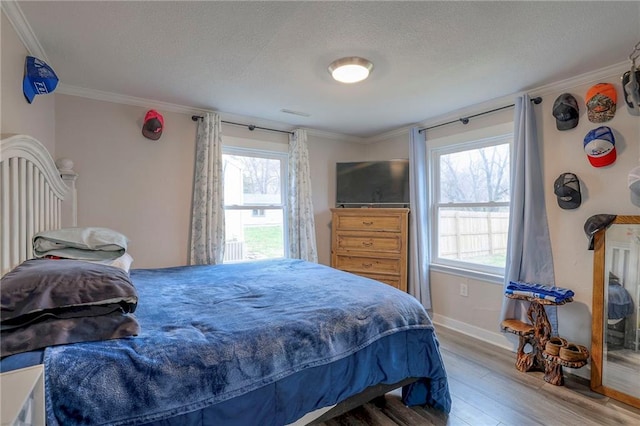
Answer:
[0, 134, 77, 276]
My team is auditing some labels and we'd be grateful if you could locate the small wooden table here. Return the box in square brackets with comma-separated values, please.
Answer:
[501, 294, 576, 385]
[541, 351, 588, 386]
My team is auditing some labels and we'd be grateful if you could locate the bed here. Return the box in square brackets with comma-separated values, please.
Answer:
[0, 134, 451, 425]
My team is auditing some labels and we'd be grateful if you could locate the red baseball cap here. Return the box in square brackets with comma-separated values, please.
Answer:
[583, 126, 616, 167]
[142, 110, 164, 140]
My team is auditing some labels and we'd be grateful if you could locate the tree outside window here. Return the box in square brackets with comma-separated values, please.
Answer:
[222, 147, 287, 262]
[432, 135, 511, 275]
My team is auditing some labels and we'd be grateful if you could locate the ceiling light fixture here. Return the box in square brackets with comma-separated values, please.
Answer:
[328, 57, 373, 84]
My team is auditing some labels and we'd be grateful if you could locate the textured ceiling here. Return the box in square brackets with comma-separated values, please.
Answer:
[12, 1, 640, 138]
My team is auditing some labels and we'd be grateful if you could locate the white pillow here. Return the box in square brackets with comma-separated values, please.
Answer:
[84, 253, 134, 273]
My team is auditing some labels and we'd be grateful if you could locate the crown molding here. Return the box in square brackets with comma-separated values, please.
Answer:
[305, 128, 366, 144]
[366, 60, 631, 144]
[56, 84, 361, 142]
[1, 0, 49, 62]
[4, 1, 359, 143]
[5, 0, 630, 146]
[529, 60, 629, 98]
[57, 84, 211, 115]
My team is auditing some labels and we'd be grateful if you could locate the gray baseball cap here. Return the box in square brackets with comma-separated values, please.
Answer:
[584, 214, 617, 250]
[552, 93, 579, 130]
[553, 173, 581, 209]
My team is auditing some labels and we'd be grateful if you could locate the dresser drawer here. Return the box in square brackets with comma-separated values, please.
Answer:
[334, 213, 404, 232]
[334, 255, 401, 275]
[356, 273, 402, 290]
[334, 231, 402, 253]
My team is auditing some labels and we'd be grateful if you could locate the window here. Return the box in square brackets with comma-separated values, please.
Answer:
[223, 147, 288, 262]
[430, 133, 511, 278]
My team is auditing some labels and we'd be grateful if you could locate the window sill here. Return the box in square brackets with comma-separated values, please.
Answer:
[429, 263, 504, 285]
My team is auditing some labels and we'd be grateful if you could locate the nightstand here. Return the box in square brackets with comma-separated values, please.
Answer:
[0, 364, 45, 426]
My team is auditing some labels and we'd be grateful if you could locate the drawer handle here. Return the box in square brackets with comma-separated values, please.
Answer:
[362, 241, 373, 247]
[362, 221, 374, 226]
[362, 263, 373, 268]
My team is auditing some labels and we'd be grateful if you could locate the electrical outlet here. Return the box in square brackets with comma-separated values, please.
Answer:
[459, 283, 468, 297]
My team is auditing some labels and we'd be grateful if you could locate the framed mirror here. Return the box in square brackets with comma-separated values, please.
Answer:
[591, 215, 640, 408]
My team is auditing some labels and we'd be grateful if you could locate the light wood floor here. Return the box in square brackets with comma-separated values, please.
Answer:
[319, 326, 640, 426]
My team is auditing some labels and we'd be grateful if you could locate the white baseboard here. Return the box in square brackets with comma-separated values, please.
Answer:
[431, 313, 590, 381]
[431, 313, 514, 352]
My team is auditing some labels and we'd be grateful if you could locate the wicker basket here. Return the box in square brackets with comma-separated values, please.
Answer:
[545, 337, 568, 356]
[559, 343, 589, 362]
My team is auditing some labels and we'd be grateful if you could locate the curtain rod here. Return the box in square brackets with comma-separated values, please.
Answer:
[418, 96, 542, 134]
[191, 115, 294, 135]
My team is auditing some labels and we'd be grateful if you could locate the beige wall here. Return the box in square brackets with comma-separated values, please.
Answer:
[306, 136, 363, 264]
[54, 95, 363, 268]
[368, 70, 640, 374]
[1, 12, 55, 152]
[55, 96, 197, 268]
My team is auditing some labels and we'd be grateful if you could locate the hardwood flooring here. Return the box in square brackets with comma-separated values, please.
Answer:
[318, 326, 640, 426]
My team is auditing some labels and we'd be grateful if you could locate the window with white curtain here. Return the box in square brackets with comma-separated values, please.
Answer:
[222, 146, 288, 262]
[430, 133, 512, 279]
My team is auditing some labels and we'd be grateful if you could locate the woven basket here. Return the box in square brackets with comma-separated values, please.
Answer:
[545, 337, 568, 356]
[559, 343, 589, 362]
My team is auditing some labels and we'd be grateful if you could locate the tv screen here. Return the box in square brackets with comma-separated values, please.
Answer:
[336, 160, 410, 206]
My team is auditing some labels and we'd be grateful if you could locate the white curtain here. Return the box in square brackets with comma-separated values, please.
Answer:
[500, 95, 557, 332]
[287, 129, 318, 262]
[189, 112, 225, 265]
[409, 127, 432, 308]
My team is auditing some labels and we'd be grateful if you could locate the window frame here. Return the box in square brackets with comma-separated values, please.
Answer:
[222, 145, 289, 261]
[428, 128, 513, 283]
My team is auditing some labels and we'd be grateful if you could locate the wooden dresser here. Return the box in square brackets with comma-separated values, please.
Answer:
[331, 208, 409, 292]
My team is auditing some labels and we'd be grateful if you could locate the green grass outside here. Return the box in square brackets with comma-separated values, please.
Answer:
[244, 225, 284, 259]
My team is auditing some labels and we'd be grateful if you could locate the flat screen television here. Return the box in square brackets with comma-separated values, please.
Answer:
[336, 160, 410, 207]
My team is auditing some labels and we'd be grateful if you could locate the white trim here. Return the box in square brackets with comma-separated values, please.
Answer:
[428, 127, 512, 278]
[430, 263, 503, 285]
[4, 0, 629, 146]
[432, 313, 513, 352]
[56, 84, 208, 116]
[369, 61, 630, 144]
[1, 0, 49, 62]
[55, 84, 363, 144]
[533, 61, 630, 98]
[221, 146, 289, 259]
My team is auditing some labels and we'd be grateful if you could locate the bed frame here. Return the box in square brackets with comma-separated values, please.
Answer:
[1, 134, 422, 425]
[1, 134, 77, 276]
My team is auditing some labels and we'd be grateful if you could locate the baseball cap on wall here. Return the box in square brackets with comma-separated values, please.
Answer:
[583, 126, 616, 168]
[584, 214, 617, 250]
[23, 56, 59, 104]
[552, 93, 579, 130]
[622, 69, 640, 109]
[142, 110, 164, 140]
[629, 165, 640, 207]
[553, 173, 581, 209]
[586, 83, 617, 123]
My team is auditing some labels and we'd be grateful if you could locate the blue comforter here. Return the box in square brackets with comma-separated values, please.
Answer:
[44, 259, 450, 425]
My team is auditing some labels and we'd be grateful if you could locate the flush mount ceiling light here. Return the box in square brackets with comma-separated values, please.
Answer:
[328, 57, 373, 84]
